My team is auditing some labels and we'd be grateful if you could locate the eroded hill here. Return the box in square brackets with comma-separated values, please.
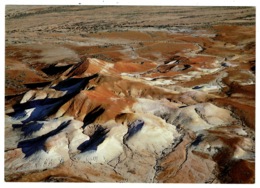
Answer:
[5, 6, 255, 183]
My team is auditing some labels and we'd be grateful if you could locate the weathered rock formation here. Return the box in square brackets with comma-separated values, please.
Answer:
[5, 6, 255, 183]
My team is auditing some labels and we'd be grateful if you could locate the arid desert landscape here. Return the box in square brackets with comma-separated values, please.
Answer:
[5, 6, 255, 183]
